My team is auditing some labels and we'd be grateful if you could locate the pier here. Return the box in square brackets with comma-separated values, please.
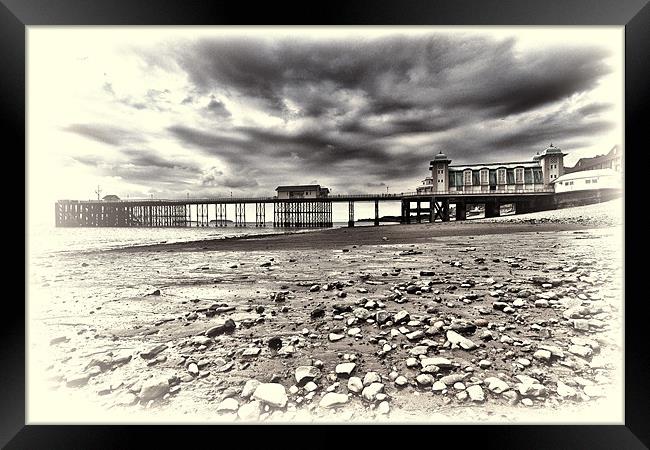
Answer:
[54, 190, 566, 228]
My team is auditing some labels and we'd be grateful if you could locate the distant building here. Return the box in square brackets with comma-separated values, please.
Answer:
[565, 145, 622, 173]
[552, 168, 621, 193]
[417, 144, 566, 194]
[102, 194, 121, 201]
[275, 185, 330, 199]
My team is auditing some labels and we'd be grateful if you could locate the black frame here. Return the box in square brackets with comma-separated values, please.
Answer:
[5, 0, 647, 447]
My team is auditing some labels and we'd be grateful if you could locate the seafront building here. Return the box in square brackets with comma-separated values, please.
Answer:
[565, 145, 622, 173]
[417, 144, 566, 195]
[275, 185, 330, 199]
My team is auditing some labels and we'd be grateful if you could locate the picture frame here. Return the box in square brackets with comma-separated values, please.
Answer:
[5, 0, 647, 447]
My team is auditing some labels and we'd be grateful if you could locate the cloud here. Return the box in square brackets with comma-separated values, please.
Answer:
[63, 123, 146, 146]
[62, 32, 620, 198]
[205, 96, 231, 117]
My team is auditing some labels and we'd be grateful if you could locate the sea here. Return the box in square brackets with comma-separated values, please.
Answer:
[27, 220, 401, 257]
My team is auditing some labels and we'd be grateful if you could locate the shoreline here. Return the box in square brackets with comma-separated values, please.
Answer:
[110, 220, 611, 253]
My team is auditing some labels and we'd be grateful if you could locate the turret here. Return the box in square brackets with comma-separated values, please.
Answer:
[428, 151, 452, 193]
[538, 143, 566, 186]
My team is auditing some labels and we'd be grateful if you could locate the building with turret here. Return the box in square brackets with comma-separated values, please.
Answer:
[416, 144, 566, 194]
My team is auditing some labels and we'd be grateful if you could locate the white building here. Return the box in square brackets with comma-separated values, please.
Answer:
[552, 168, 621, 193]
[275, 185, 330, 199]
[417, 144, 566, 194]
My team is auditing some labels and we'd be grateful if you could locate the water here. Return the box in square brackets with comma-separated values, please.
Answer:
[27, 220, 399, 256]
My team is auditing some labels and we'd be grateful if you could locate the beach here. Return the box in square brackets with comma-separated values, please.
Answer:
[27, 199, 624, 423]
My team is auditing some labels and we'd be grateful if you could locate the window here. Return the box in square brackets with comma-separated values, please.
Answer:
[592, 178, 598, 183]
[497, 169, 506, 185]
[480, 169, 489, 185]
[515, 168, 524, 184]
[585, 179, 591, 184]
[464, 170, 472, 186]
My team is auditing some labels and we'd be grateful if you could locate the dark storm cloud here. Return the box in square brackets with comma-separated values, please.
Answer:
[99, 32, 619, 196]
[70, 148, 202, 187]
[205, 96, 231, 117]
[64, 123, 146, 147]
[151, 34, 611, 122]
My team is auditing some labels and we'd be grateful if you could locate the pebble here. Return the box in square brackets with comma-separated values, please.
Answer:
[252, 383, 288, 408]
[361, 383, 385, 402]
[238, 401, 262, 421]
[295, 366, 321, 385]
[466, 385, 485, 402]
[335, 363, 356, 377]
[319, 392, 349, 408]
[347, 377, 363, 393]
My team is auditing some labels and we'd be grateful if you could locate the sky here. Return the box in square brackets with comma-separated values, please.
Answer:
[27, 27, 623, 224]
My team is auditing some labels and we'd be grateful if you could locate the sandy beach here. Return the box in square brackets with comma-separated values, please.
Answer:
[28, 200, 623, 423]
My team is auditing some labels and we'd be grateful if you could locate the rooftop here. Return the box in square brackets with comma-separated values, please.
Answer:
[276, 185, 322, 191]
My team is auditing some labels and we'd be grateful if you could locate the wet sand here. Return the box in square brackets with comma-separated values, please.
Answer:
[28, 201, 624, 423]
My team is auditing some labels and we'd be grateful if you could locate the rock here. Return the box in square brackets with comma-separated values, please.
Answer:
[573, 319, 590, 331]
[217, 397, 239, 412]
[139, 377, 169, 401]
[187, 363, 199, 376]
[406, 358, 419, 368]
[421, 357, 453, 369]
[416, 374, 435, 387]
[521, 398, 534, 406]
[319, 392, 349, 408]
[267, 336, 283, 350]
[446, 330, 478, 350]
[484, 377, 510, 394]
[533, 349, 552, 362]
[241, 379, 261, 398]
[347, 328, 361, 336]
[353, 308, 371, 320]
[361, 383, 384, 402]
[329, 333, 345, 342]
[478, 360, 492, 369]
[431, 381, 446, 392]
[409, 346, 429, 356]
[65, 373, 90, 388]
[277, 345, 295, 356]
[335, 363, 356, 377]
[375, 311, 391, 324]
[205, 319, 236, 337]
[140, 344, 168, 359]
[377, 401, 390, 415]
[516, 358, 531, 367]
[466, 385, 485, 402]
[295, 366, 321, 386]
[394, 310, 410, 323]
[242, 347, 261, 357]
[238, 401, 262, 421]
[557, 381, 577, 398]
[420, 271, 435, 276]
[395, 376, 408, 387]
[50, 335, 69, 345]
[517, 383, 547, 397]
[311, 308, 325, 319]
[538, 345, 565, 358]
[439, 373, 468, 385]
[406, 330, 424, 341]
[150, 289, 161, 296]
[304, 382, 318, 392]
[310, 285, 320, 292]
[252, 383, 288, 408]
[363, 372, 382, 385]
[568, 345, 593, 358]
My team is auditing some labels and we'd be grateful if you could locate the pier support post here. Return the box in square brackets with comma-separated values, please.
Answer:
[374, 200, 379, 226]
[441, 199, 450, 222]
[485, 200, 501, 218]
[455, 202, 467, 221]
[348, 201, 355, 227]
[416, 200, 422, 223]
